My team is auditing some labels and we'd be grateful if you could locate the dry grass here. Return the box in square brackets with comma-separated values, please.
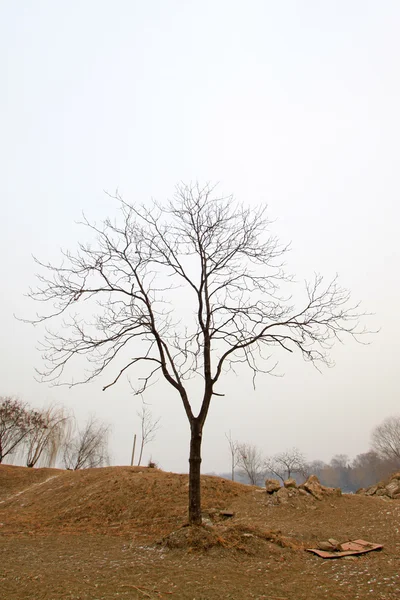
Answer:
[0, 464, 62, 501]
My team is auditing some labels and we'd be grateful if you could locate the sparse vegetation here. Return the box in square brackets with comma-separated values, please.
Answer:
[63, 415, 110, 470]
[0, 397, 38, 464]
[24, 404, 72, 468]
[237, 442, 265, 485]
[371, 415, 400, 464]
[136, 405, 160, 466]
[265, 447, 307, 483]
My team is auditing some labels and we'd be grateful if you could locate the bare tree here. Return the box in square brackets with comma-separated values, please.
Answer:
[26, 183, 367, 524]
[225, 430, 240, 481]
[237, 442, 265, 485]
[306, 459, 327, 479]
[0, 397, 34, 463]
[63, 416, 110, 470]
[25, 404, 72, 468]
[265, 447, 307, 483]
[371, 416, 400, 464]
[137, 404, 160, 466]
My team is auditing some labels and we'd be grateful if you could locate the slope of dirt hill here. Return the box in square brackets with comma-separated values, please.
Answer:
[0, 464, 254, 537]
[0, 464, 63, 501]
[0, 465, 400, 600]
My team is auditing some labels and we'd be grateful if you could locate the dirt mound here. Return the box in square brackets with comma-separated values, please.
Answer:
[161, 524, 227, 550]
[356, 471, 400, 499]
[160, 522, 304, 554]
[0, 465, 253, 538]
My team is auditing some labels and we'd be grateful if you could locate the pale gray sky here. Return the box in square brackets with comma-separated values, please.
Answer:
[1, 1, 399, 473]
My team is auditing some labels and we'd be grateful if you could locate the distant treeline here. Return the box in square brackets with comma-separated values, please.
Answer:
[306, 452, 398, 492]
[216, 451, 398, 492]
[220, 417, 400, 491]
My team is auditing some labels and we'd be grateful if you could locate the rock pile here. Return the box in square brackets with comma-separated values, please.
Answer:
[265, 475, 341, 505]
[356, 472, 400, 499]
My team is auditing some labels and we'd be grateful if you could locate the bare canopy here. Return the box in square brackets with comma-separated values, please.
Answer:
[63, 415, 110, 470]
[264, 447, 307, 483]
[136, 404, 160, 466]
[371, 416, 400, 464]
[26, 183, 367, 524]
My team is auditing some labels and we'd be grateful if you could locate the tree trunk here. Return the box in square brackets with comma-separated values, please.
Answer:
[188, 419, 202, 525]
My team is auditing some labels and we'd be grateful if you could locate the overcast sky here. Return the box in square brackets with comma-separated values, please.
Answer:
[1, 1, 399, 474]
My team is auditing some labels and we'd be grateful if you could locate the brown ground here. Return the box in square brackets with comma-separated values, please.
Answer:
[0, 465, 399, 599]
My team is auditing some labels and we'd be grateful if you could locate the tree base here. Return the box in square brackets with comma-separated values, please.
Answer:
[158, 522, 303, 554]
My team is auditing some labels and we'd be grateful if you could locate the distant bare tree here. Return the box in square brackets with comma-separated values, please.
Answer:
[63, 416, 110, 470]
[265, 447, 307, 483]
[330, 454, 350, 469]
[225, 431, 240, 481]
[26, 182, 368, 523]
[371, 416, 400, 464]
[25, 405, 72, 468]
[306, 459, 327, 479]
[0, 397, 34, 463]
[237, 442, 265, 485]
[137, 405, 160, 466]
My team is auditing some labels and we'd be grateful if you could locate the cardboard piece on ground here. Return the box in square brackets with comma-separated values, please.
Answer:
[307, 539, 383, 559]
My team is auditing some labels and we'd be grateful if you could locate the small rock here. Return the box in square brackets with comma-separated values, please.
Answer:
[265, 479, 281, 494]
[317, 541, 336, 551]
[300, 475, 324, 500]
[276, 486, 291, 504]
[219, 510, 234, 518]
[327, 538, 342, 551]
[284, 478, 297, 489]
[385, 480, 400, 498]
